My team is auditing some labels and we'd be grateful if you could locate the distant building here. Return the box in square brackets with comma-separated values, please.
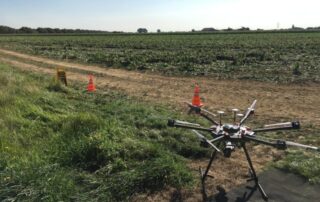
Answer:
[137, 28, 148, 33]
[291, 25, 304, 30]
[201, 27, 217, 32]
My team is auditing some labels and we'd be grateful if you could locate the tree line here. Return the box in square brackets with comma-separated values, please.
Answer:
[1, 25, 320, 35]
[0, 25, 109, 34]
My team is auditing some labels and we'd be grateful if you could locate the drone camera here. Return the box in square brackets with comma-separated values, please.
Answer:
[223, 141, 235, 157]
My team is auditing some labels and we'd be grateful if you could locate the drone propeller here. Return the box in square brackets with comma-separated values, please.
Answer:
[240, 100, 257, 126]
[192, 130, 222, 152]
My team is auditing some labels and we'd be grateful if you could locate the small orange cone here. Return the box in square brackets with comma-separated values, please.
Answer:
[192, 84, 203, 107]
[87, 75, 96, 92]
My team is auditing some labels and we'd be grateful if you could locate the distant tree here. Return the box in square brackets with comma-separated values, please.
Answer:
[0, 25, 16, 34]
[191, 29, 196, 32]
[19, 27, 34, 33]
[36, 27, 49, 33]
[0, 25, 109, 34]
[54, 28, 61, 33]
[222, 27, 233, 31]
[137, 28, 148, 33]
[238, 27, 250, 31]
[157, 29, 161, 33]
[307, 26, 320, 30]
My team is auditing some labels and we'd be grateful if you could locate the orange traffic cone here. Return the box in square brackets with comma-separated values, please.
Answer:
[192, 84, 203, 107]
[87, 75, 96, 92]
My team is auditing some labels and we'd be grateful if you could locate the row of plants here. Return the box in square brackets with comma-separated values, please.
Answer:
[0, 32, 319, 83]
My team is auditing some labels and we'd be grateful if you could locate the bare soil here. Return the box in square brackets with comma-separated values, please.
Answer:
[0, 48, 319, 201]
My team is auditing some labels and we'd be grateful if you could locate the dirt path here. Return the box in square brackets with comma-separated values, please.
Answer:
[0, 48, 319, 126]
[0, 48, 319, 201]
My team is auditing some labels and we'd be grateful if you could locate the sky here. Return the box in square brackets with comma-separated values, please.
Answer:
[0, 0, 319, 32]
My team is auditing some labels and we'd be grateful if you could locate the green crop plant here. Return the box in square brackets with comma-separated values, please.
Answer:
[1, 32, 320, 83]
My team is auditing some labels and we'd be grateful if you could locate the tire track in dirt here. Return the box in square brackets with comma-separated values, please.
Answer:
[0, 48, 319, 126]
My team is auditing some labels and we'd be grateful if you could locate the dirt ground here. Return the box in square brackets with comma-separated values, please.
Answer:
[208, 168, 320, 202]
[0, 48, 319, 201]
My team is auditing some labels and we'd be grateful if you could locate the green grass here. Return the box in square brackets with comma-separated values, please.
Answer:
[253, 128, 320, 184]
[0, 32, 320, 83]
[0, 63, 208, 201]
[275, 150, 320, 184]
[0, 61, 319, 201]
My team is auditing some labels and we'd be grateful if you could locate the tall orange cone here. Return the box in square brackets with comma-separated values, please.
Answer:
[192, 84, 203, 107]
[87, 75, 96, 92]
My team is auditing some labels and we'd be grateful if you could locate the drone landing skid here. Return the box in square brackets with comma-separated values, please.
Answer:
[243, 143, 268, 201]
[200, 142, 269, 201]
[199, 168, 214, 179]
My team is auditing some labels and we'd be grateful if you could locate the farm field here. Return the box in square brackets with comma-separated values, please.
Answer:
[0, 33, 320, 201]
[0, 32, 320, 83]
[0, 37, 319, 201]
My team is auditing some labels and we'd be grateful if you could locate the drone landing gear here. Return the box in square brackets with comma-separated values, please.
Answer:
[199, 142, 269, 201]
[199, 144, 220, 201]
[243, 143, 268, 201]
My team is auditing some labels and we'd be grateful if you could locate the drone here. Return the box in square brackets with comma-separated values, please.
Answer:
[168, 100, 319, 201]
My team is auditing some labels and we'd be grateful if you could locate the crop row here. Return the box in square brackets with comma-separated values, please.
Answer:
[0, 32, 319, 83]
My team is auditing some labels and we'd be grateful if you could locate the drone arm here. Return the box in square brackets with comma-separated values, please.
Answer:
[199, 112, 219, 125]
[167, 119, 213, 132]
[186, 102, 219, 125]
[240, 100, 257, 126]
[209, 135, 225, 144]
[253, 122, 300, 133]
[192, 130, 222, 152]
[244, 136, 286, 149]
[285, 141, 319, 151]
[245, 136, 319, 152]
